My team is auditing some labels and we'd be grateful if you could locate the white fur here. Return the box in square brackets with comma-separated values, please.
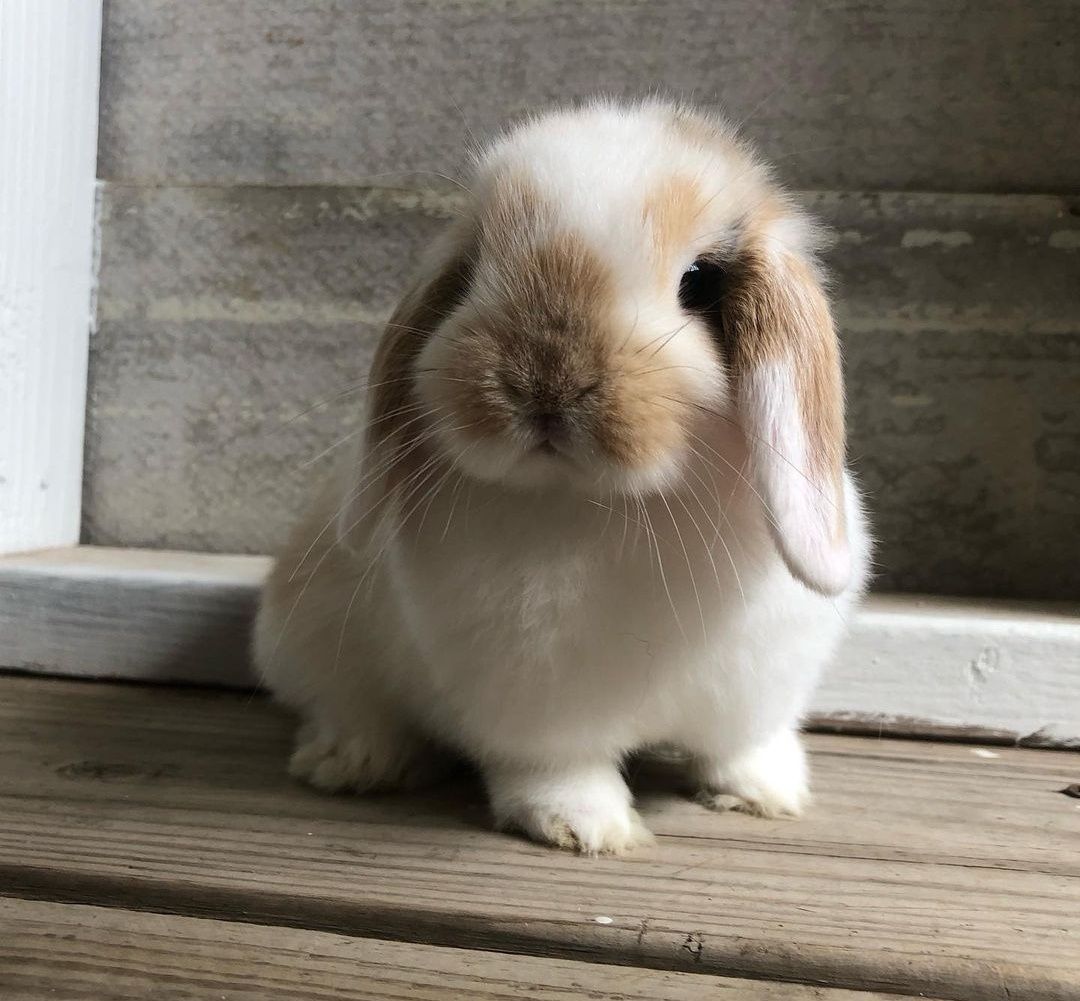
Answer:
[253, 100, 872, 855]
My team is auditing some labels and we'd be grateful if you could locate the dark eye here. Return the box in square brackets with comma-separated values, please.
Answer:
[678, 258, 729, 316]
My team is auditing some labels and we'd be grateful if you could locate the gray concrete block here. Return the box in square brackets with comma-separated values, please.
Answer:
[85, 185, 1080, 598]
[824, 192, 1080, 599]
[85, 185, 454, 556]
[98, 0, 1080, 192]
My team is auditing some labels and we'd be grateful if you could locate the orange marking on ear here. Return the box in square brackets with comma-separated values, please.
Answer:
[722, 247, 845, 485]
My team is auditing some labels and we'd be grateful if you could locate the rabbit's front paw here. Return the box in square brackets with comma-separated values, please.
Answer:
[513, 801, 654, 856]
[487, 760, 654, 855]
[289, 718, 442, 794]
[692, 728, 809, 819]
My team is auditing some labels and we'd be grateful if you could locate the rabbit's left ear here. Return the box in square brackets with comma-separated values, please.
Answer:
[364, 223, 476, 485]
[724, 244, 851, 596]
[335, 224, 475, 547]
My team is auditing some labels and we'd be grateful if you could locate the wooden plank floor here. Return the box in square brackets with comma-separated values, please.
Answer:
[0, 676, 1077, 1000]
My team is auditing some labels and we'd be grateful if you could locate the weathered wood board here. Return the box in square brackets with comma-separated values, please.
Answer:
[86, 186, 1080, 598]
[0, 898, 922, 1000]
[0, 676, 1077, 1000]
[2, 547, 1078, 743]
[98, 0, 1080, 192]
[0, 547, 263, 687]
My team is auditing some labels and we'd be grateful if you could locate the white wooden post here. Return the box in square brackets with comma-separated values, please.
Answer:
[0, 1, 103, 553]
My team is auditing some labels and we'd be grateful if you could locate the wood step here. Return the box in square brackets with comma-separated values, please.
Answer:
[0, 675, 1077, 1000]
[0, 899, 919, 1000]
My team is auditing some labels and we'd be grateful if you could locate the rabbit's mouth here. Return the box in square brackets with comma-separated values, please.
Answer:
[437, 419, 688, 502]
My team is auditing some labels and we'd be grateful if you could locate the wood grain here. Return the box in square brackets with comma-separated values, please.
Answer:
[0, 898, 921, 1000]
[0, 676, 1077, 1000]
[0, 546, 266, 686]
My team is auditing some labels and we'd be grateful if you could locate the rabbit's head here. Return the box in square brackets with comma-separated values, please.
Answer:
[365, 100, 851, 595]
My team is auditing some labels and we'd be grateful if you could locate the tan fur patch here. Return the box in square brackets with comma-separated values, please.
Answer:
[479, 219, 690, 471]
[736, 195, 787, 253]
[478, 172, 548, 252]
[379, 170, 717, 486]
[642, 175, 705, 276]
[602, 352, 689, 468]
[445, 177, 623, 447]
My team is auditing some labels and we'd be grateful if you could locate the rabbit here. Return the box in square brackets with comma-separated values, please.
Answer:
[252, 98, 871, 855]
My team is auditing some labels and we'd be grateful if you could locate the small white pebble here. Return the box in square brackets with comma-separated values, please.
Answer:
[593, 915, 613, 925]
[971, 748, 1000, 758]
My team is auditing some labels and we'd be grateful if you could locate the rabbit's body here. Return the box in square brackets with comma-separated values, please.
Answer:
[254, 100, 871, 853]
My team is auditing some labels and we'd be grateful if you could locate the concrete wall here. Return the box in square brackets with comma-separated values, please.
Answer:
[87, 1, 1080, 598]
[98, 0, 1079, 191]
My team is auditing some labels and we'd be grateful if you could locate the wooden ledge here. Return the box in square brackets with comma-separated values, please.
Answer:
[2, 545, 1078, 745]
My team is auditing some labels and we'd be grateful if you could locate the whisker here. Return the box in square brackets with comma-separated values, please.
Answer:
[680, 424, 784, 538]
[659, 492, 706, 643]
[416, 439, 477, 534]
[584, 497, 649, 536]
[601, 487, 616, 541]
[629, 314, 695, 360]
[415, 466, 453, 536]
[288, 410, 454, 582]
[681, 398, 839, 511]
[617, 303, 642, 355]
[332, 458, 445, 673]
[652, 395, 786, 535]
[331, 430, 477, 672]
[333, 422, 471, 552]
[644, 315, 696, 360]
[641, 500, 684, 640]
[632, 363, 709, 379]
[679, 450, 748, 613]
[619, 493, 631, 560]
[439, 460, 472, 543]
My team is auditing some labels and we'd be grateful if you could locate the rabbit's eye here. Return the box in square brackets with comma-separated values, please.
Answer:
[678, 258, 729, 315]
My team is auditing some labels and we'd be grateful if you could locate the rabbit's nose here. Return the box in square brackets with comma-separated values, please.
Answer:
[532, 409, 566, 441]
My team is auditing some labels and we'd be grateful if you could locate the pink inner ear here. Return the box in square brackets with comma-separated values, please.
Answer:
[744, 364, 851, 596]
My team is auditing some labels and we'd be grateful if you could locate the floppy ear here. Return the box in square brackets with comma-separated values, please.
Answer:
[723, 244, 851, 596]
[336, 224, 475, 544]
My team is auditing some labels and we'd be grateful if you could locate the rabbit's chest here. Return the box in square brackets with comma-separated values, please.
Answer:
[391, 506, 735, 701]
[384, 487, 833, 757]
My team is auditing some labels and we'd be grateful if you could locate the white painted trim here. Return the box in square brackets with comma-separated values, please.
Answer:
[1, 547, 1078, 747]
[0, 2, 103, 553]
[815, 595, 1080, 747]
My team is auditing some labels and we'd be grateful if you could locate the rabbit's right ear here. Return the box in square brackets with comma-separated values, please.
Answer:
[337, 224, 475, 544]
[723, 242, 851, 597]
